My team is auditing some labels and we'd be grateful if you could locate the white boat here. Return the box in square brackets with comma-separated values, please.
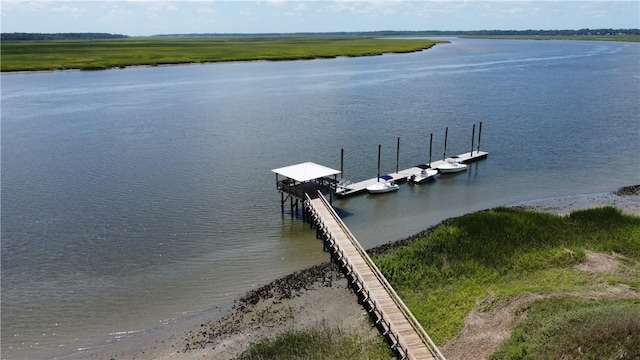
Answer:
[368, 146, 400, 194]
[409, 168, 438, 184]
[367, 181, 399, 194]
[437, 159, 468, 174]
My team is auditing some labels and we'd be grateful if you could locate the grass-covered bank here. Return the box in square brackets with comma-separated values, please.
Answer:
[237, 323, 393, 360]
[237, 198, 639, 359]
[491, 298, 640, 359]
[374, 205, 640, 359]
[0, 36, 443, 72]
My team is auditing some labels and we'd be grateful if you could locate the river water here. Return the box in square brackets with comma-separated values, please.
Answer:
[1, 38, 639, 360]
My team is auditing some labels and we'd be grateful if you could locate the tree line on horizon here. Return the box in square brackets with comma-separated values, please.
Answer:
[0, 32, 128, 41]
[2, 29, 639, 41]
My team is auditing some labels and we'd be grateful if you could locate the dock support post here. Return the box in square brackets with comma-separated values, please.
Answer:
[471, 123, 476, 155]
[290, 197, 296, 219]
[340, 148, 344, 180]
[280, 192, 285, 214]
[396, 137, 400, 174]
[477, 121, 483, 153]
[376, 144, 381, 182]
[443, 127, 448, 160]
[429, 132, 433, 167]
[302, 201, 306, 223]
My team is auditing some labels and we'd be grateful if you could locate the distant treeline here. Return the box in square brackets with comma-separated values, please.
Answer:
[1, 33, 128, 41]
[441, 28, 640, 37]
[154, 28, 640, 37]
[3, 29, 638, 41]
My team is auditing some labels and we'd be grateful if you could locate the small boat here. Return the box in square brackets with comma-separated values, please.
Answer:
[367, 175, 399, 194]
[367, 145, 399, 194]
[367, 180, 399, 194]
[409, 168, 438, 184]
[437, 159, 468, 174]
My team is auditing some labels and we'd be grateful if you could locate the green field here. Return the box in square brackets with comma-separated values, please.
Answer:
[240, 206, 640, 360]
[0, 36, 443, 72]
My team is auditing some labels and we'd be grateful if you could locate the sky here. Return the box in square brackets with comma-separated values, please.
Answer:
[1, 1, 639, 36]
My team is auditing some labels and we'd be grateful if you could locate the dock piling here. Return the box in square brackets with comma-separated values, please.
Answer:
[471, 124, 476, 155]
[340, 148, 344, 179]
[396, 137, 400, 174]
[429, 132, 433, 167]
[477, 121, 483, 153]
[376, 144, 381, 182]
[443, 127, 448, 160]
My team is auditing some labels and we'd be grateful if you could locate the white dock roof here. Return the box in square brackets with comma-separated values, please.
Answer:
[272, 162, 341, 182]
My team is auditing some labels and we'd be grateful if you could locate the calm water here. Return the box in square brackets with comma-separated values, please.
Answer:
[2, 38, 639, 359]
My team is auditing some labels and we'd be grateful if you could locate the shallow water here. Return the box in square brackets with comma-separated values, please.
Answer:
[1, 38, 639, 359]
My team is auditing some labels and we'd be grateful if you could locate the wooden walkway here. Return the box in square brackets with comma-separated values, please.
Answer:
[337, 150, 488, 197]
[305, 192, 446, 360]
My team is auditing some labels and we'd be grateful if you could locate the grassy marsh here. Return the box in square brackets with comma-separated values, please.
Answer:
[239, 206, 639, 359]
[237, 323, 393, 360]
[374, 207, 639, 342]
[0, 36, 442, 72]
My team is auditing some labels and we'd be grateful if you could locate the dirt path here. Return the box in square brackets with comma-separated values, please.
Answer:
[441, 251, 640, 360]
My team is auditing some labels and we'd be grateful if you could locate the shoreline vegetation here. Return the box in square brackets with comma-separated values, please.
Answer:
[91, 185, 640, 360]
[2, 29, 639, 72]
[0, 36, 444, 72]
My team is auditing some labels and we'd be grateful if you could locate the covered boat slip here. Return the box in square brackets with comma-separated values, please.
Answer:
[272, 162, 341, 216]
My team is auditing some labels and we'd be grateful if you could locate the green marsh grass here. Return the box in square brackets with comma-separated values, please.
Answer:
[373, 206, 640, 346]
[0, 36, 442, 72]
[236, 323, 393, 360]
[235, 207, 639, 358]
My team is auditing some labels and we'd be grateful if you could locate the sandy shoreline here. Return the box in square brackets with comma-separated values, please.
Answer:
[82, 185, 639, 360]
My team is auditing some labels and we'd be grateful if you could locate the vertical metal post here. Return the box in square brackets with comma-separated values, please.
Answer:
[429, 132, 433, 167]
[396, 137, 400, 174]
[281, 192, 284, 214]
[340, 148, 344, 179]
[471, 123, 476, 155]
[377, 144, 381, 182]
[477, 121, 483, 153]
[443, 127, 448, 160]
[301, 201, 306, 222]
[290, 197, 294, 219]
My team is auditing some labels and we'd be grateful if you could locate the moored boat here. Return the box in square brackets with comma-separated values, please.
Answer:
[366, 180, 399, 194]
[437, 159, 468, 174]
[409, 168, 438, 184]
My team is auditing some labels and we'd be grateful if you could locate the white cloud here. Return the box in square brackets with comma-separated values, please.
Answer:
[265, 0, 288, 6]
[50, 4, 86, 17]
[197, 6, 218, 15]
[1, 0, 638, 36]
[285, 2, 306, 15]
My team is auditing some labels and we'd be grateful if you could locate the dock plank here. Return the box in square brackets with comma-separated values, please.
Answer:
[306, 194, 445, 360]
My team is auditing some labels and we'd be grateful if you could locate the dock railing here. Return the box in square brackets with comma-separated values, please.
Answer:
[306, 191, 446, 360]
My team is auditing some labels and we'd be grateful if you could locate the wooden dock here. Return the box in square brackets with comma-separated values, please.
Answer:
[337, 150, 488, 197]
[305, 192, 446, 360]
